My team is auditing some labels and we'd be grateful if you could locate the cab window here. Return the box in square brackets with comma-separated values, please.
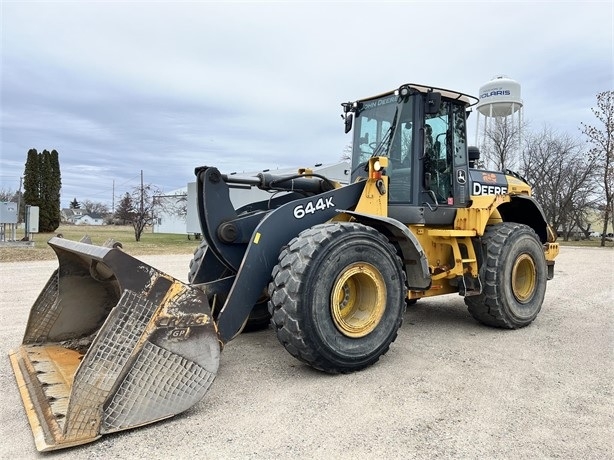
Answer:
[424, 101, 453, 204]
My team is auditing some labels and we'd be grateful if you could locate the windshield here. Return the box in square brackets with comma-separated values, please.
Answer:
[351, 94, 413, 180]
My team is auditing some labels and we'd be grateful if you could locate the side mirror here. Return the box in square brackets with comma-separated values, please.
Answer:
[425, 92, 442, 115]
[344, 113, 353, 133]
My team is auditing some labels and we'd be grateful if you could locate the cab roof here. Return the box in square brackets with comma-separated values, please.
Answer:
[358, 83, 479, 107]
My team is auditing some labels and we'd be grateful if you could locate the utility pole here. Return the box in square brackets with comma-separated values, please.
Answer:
[112, 179, 115, 213]
[17, 176, 22, 223]
[140, 170, 144, 216]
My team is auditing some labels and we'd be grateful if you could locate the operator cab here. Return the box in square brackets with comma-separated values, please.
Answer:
[343, 84, 478, 225]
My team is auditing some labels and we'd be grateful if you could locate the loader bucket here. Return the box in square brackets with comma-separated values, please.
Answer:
[9, 237, 220, 452]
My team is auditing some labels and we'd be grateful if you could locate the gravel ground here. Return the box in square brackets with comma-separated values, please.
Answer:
[0, 247, 612, 459]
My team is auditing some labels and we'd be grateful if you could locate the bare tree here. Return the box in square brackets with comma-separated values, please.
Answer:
[340, 143, 352, 162]
[569, 184, 599, 240]
[481, 116, 525, 172]
[130, 183, 161, 242]
[81, 200, 110, 216]
[154, 193, 187, 220]
[0, 188, 15, 202]
[521, 126, 597, 240]
[581, 91, 614, 246]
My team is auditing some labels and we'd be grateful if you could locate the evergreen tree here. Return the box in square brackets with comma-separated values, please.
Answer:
[48, 149, 62, 230]
[23, 148, 40, 208]
[39, 150, 53, 231]
[22, 148, 62, 232]
[115, 192, 135, 224]
[70, 198, 81, 209]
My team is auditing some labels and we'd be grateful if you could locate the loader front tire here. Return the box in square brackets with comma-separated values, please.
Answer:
[465, 222, 547, 329]
[269, 222, 407, 374]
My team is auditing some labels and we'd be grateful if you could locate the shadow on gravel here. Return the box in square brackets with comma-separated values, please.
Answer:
[404, 298, 479, 329]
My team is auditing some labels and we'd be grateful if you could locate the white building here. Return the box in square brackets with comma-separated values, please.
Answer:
[153, 162, 350, 236]
[61, 209, 105, 225]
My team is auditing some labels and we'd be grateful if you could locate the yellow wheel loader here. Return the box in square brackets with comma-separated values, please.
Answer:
[9, 83, 559, 451]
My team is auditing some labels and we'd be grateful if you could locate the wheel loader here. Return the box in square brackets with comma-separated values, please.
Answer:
[9, 83, 559, 451]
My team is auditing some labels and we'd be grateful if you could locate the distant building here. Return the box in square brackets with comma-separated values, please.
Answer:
[586, 208, 613, 237]
[152, 193, 189, 235]
[153, 162, 350, 236]
[61, 209, 105, 226]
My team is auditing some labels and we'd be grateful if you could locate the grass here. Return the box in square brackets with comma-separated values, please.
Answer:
[1, 224, 611, 264]
[558, 239, 614, 248]
[0, 225, 201, 262]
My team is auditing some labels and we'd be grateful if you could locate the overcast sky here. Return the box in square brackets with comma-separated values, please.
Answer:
[1, 0, 612, 209]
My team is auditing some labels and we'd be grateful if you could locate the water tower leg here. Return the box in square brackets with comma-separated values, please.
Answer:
[475, 112, 480, 146]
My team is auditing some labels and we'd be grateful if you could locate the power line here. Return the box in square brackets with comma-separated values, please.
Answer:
[69, 174, 142, 201]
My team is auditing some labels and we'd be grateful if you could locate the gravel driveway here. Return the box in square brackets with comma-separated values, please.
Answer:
[0, 247, 612, 459]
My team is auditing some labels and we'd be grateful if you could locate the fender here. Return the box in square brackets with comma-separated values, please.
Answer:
[342, 210, 431, 291]
[498, 194, 552, 243]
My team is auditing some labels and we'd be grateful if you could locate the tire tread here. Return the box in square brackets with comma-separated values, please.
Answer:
[268, 222, 406, 373]
[465, 222, 545, 329]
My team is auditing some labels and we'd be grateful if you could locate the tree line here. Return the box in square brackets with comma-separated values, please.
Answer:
[66, 182, 162, 242]
[479, 91, 613, 246]
[2, 154, 162, 241]
[3, 91, 612, 245]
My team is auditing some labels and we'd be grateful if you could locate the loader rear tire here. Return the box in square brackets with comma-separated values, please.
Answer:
[189, 240, 271, 332]
[269, 222, 407, 374]
[465, 222, 547, 329]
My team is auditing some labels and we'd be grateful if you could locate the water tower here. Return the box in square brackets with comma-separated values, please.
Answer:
[474, 75, 524, 167]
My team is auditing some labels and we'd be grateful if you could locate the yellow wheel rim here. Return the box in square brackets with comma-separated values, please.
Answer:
[331, 263, 386, 338]
[512, 254, 537, 303]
